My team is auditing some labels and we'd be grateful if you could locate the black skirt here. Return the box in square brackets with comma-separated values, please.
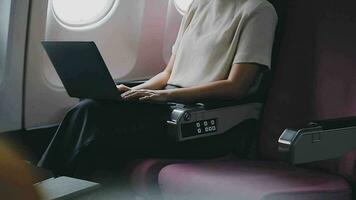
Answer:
[38, 98, 256, 176]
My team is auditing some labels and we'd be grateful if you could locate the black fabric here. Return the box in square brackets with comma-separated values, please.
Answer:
[38, 99, 256, 177]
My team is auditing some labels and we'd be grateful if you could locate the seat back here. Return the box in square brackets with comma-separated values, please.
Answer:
[258, 0, 356, 179]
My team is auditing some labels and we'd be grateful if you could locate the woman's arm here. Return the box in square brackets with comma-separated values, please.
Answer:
[122, 63, 261, 103]
[117, 55, 175, 92]
[167, 63, 260, 103]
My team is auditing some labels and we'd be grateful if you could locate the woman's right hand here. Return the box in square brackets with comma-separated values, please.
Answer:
[117, 84, 131, 93]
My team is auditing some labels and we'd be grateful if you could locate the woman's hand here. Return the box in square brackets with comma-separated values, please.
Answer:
[117, 84, 131, 93]
[121, 89, 171, 102]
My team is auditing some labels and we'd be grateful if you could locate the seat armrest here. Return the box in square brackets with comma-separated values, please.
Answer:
[279, 117, 356, 165]
[116, 80, 266, 142]
[167, 99, 263, 141]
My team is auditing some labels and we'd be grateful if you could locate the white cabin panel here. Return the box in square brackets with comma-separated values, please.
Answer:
[0, 0, 29, 132]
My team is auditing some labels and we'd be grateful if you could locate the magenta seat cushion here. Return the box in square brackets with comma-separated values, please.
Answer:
[159, 161, 352, 200]
[128, 156, 237, 197]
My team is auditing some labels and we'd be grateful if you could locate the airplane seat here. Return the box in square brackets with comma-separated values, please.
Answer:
[125, 0, 356, 199]
[124, 34, 276, 200]
[259, 0, 356, 180]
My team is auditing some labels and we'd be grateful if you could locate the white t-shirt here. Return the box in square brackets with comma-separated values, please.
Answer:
[167, 0, 278, 88]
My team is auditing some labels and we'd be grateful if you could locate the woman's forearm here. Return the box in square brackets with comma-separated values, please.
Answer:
[132, 54, 176, 90]
[123, 62, 260, 103]
[167, 80, 246, 103]
[167, 63, 260, 103]
[133, 71, 171, 90]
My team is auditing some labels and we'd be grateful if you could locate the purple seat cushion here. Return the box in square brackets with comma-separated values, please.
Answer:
[159, 161, 352, 200]
[128, 156, 237, 197]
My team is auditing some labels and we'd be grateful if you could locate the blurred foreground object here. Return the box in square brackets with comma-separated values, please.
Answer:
[0, 140, 42, 200]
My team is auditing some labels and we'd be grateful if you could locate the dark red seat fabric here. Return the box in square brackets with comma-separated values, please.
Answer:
[159, 161, 351, 200]
[258, 0, 356, 180]
[131, 159, 352, 200]
[128, 156, 237, 197]
[128, 0, 356, 199]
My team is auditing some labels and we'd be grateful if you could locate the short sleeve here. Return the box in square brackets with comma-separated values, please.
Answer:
[172, 2, 196, 55]
[233, 4, 278, 69]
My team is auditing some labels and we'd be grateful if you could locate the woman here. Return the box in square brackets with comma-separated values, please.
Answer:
[39, 0, 278, 176]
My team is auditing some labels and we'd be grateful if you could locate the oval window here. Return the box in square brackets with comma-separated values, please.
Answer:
[174, 0, 194, 15]
[52, 0, 117, 28]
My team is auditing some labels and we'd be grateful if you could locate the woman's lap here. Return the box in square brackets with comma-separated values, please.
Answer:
[39, 99, 175, 174]
[39, 99, 254, 176]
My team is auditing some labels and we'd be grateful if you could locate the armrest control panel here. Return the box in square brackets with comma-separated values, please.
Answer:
[181, 118, 218, 138]
[167, 103, 262, 141]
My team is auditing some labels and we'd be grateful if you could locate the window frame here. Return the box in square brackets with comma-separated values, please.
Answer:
[51, 0, 118, 29]
[173, 0, 194, 15]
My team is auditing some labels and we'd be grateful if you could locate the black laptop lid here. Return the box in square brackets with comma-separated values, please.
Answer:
[42, 41, 121, 100]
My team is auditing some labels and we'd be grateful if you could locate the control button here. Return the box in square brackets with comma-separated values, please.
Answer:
[211, 120, 215, 125]
[208, 127, 213, 132]
[205, 127, 209, 132]
[197, 129, 202, 134]
[204, 121, 208, 126]
[212, 126, 216, 131]
[183, 112, 191, 121]
[196, 122, 201, 128]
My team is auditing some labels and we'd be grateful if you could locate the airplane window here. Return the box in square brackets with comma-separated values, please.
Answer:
[174, 0, 194, 15]
[52, 0, 118, 28]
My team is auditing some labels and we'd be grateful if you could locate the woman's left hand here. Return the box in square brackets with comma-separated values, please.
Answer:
[121, 89, 171, 102]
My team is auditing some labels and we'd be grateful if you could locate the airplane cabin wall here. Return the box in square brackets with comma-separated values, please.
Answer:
[0, 0, 11, 94]
[0, 0, 29, 132]
[24, 0, 184, 129]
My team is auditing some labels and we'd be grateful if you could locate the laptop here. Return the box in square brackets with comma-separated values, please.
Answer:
[42, 41, 125, 101]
